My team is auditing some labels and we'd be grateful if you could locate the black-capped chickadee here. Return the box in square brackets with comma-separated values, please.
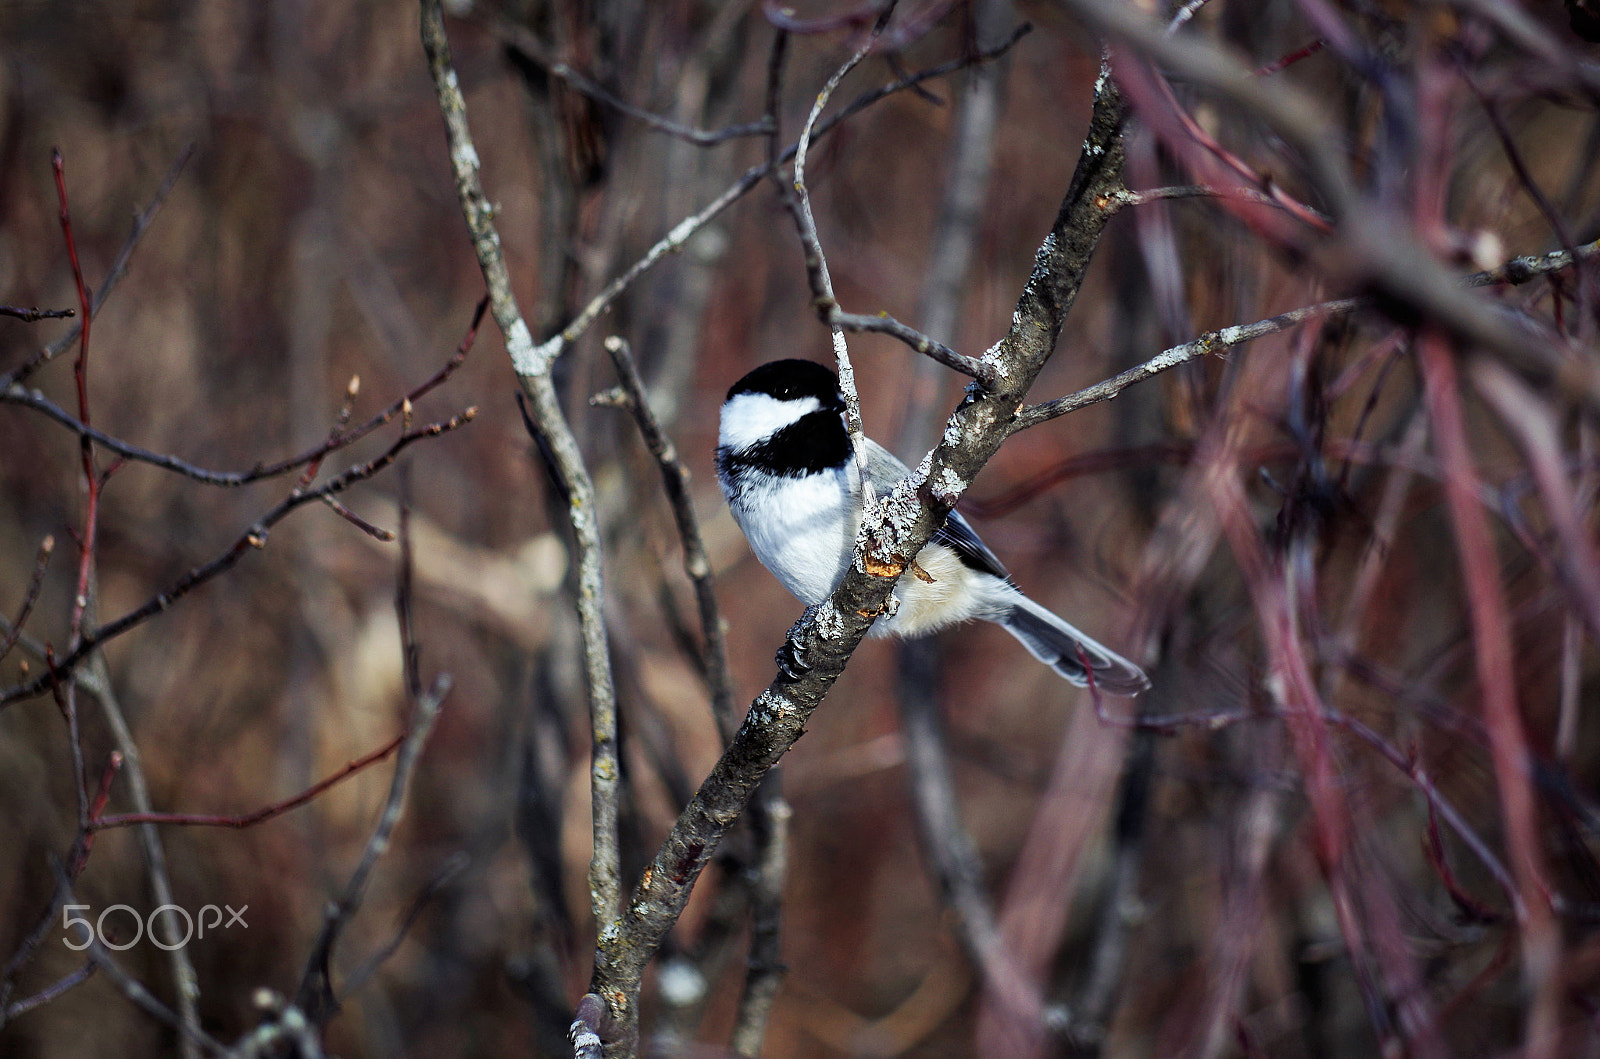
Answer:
[716, 359, 1149, 695]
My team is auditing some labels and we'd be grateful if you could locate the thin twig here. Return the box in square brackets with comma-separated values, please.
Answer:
[1, 962, 96, 1022]
[294, 670, 453, 1023]
[829, 309, 997, 384]
[1418, 327, 1561, 1047]
[53, 148, 99, 652]
[1471, 362, 1600, 644]
[0, 535, 53, 665]
[0, 305, 74, 322]
[1, 298, 485, 487]
[52, 146, 205, 1059]
[599, 336, 736, 742]
[79, 655, 205, 1056]
[785, 0, 901, 447]
[1110, 182, 1328, 220]
[1012, 295, 1361, 429]
[1137, 58, 1333, 233]
[340, 851, 470, 998]
[38, 867, 224, 1055]
[897, 637, 1042, 1023]
[0, 758, 116, 1016]
[2, 145, 192, 390]
[525, 23, 1031, 367]
[728, 783, 791, 1058]
[92, 732, 407, 830]
[491, 19, 775, 146]
[46, 665, 89, 851]
[0, 408, 477, 709]
[319, 494, 396, 541]
[85, 936, 225, 1057]
[1013, 235, 1600, 431]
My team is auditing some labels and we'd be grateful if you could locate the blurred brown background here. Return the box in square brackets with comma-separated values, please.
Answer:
[3, 1, 1599, 1056]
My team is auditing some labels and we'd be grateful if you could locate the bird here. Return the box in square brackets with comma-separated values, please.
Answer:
[715, 358, 1149, 695]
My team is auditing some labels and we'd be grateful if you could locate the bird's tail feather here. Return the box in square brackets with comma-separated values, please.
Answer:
[997, 594, 1149, 695]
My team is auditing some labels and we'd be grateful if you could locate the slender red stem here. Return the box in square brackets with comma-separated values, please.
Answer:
[92, 731, 407, 830]
[52, 150, 100, 645]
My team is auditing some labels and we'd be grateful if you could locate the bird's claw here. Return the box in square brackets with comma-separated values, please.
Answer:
[776, 622, 812, 683]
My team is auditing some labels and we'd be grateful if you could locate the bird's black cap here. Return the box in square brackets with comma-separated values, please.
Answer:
[726, 359, 844, 407]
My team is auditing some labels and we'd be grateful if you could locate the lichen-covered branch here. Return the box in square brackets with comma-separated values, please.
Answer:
[584, 68, 1130, 1056]
[420, 0, 624, 933]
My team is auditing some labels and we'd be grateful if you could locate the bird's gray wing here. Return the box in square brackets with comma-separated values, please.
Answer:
[859, 439, 1009, 580]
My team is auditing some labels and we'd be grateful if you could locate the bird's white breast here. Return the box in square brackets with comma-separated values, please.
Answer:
[726, 465, 857, 606]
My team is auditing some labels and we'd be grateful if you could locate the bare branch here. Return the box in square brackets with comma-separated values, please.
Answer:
[1014, 236, 1600, 431]
[294, 672, 452, 1022]
[420, 0, 624, 945]
[0, 305, 74, 322]
[0, 408, 477, 710]
[2, 145, 192, 390]
[0, 297, 485, 487]
[491, 19, 775, 146]
[0, 535, 53, 665]
[598, 336, 736, 742]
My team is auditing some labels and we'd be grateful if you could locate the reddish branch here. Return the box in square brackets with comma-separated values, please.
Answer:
[1419, 327, 1562, 1051]
[91, 732, 407, 831]
[52, 150, 104, 648]
[2, 146, 192, 391]
[0, 405, 477, 711]
[2, 297, 487, 488]
[0, 290, 484, 712]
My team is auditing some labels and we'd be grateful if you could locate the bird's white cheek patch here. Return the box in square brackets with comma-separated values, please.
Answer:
[718, 393, 819, 451]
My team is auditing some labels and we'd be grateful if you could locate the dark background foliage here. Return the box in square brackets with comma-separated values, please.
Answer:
[2, 1, 1598, 1056]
